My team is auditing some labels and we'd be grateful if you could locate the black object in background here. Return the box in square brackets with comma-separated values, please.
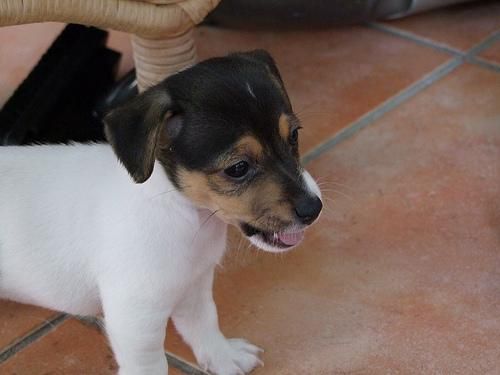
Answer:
[206, 0, 412, 29]
[93, 69, 138, 121]
[0, 24, 120, 145]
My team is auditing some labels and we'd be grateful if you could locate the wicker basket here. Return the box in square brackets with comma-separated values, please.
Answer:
[0, 0, 221, 90]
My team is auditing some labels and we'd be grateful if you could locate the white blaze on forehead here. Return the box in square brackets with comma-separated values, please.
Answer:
[246, 82, 256, 99]
[302, 170, 322, 198]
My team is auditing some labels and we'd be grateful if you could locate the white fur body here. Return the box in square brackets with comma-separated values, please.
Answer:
[0, 143, 320, 374]
[0, 144, 225, 313]
[0, 144, 265, 375]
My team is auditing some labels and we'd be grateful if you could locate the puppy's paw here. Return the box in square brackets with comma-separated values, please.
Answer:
[198, 337, 263, 375]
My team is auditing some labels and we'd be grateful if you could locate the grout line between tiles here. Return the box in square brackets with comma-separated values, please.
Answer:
[75, 316, 206, 375]
[301, 57, 462, 164]
[370, 23, 499, 63]
[368, 22, 463, 55]
[463, 30, 500, 58]
[468, 56, 500, 73]
[165, 351, 208, 375]
[0, 313, 68, 364]
[303, 26, 500, 164]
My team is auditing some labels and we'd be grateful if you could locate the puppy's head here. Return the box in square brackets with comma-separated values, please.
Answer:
[104, 50, 322, 252]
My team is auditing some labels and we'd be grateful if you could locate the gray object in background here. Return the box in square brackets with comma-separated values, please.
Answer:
[207, 0, 477, 29]
[392, 0, 476, 17]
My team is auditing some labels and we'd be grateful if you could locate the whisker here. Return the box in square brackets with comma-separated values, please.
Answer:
[320, 204, 337, 216]
[318, 188, 351, 193]
[295, 102, 319, 116]
[333, 190, 357, 203]
[190, 209, 220, 245]
[233, 234, 244, 253]
[295, 103, 336, 120]
[323, 196, 339, 207]
[246, 211, 268, 227]
[150, 188, 178, 200]
[315, 180, 354, 191]
[322, 197, 340, 210]
[150, 184, 195, 200]
[323, 189, 358, 204]
[295, 106, 336, 116]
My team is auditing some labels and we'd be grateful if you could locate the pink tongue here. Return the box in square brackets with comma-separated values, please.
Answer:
[278, 230, 305, 246]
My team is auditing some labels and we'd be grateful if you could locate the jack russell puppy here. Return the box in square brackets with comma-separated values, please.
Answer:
[0, 50, 322, 375]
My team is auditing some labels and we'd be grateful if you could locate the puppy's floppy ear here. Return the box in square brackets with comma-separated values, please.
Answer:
[241, 49, 277, 67]
[104, 85, 177, 183]
[236, 49, 284, 82]
[236, 49, 291, 106]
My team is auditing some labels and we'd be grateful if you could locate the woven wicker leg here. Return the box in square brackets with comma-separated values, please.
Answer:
[132, 28, 196, 92]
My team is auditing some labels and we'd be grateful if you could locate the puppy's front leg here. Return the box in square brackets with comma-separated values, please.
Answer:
[101, 289, 171, 375]
[172, 268, 263, 375]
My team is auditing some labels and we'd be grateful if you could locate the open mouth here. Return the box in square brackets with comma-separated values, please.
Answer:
[241, 223, 305, 251]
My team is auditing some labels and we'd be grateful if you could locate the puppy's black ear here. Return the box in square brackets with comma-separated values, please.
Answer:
[236, 49, 284, 82]
[241, 49, 276, 66]
[104, 85, 176, 183]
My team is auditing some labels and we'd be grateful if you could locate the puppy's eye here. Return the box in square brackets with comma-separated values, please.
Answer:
[224, 161, 250, 179]
[290, 127, 300, 145]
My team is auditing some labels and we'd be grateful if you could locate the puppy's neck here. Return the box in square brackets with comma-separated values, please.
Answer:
[148, 161, 223, 225]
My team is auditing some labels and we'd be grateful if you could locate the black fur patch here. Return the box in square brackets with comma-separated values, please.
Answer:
[105, 50, 306, 203]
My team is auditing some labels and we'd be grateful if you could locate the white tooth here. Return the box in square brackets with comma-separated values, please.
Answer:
[273, 232, 278, 240]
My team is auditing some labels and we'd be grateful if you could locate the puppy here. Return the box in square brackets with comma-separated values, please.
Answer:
[0, 50, 322, 375]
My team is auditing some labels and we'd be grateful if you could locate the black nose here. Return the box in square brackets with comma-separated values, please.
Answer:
[294, 196, 323, 225]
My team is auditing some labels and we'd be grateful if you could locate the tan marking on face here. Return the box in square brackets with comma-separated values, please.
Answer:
[279, 113, 290, 141]
[177, 166, 294, 231]
[178, 168, 255, 223]
[176, 170, 213, 208]
[232, 136, 263, 163]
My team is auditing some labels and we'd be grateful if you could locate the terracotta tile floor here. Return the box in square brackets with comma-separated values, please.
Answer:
[1, 1, 500, 374]
[383, 0, 500, 51]
[479, 39, 500, 65]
